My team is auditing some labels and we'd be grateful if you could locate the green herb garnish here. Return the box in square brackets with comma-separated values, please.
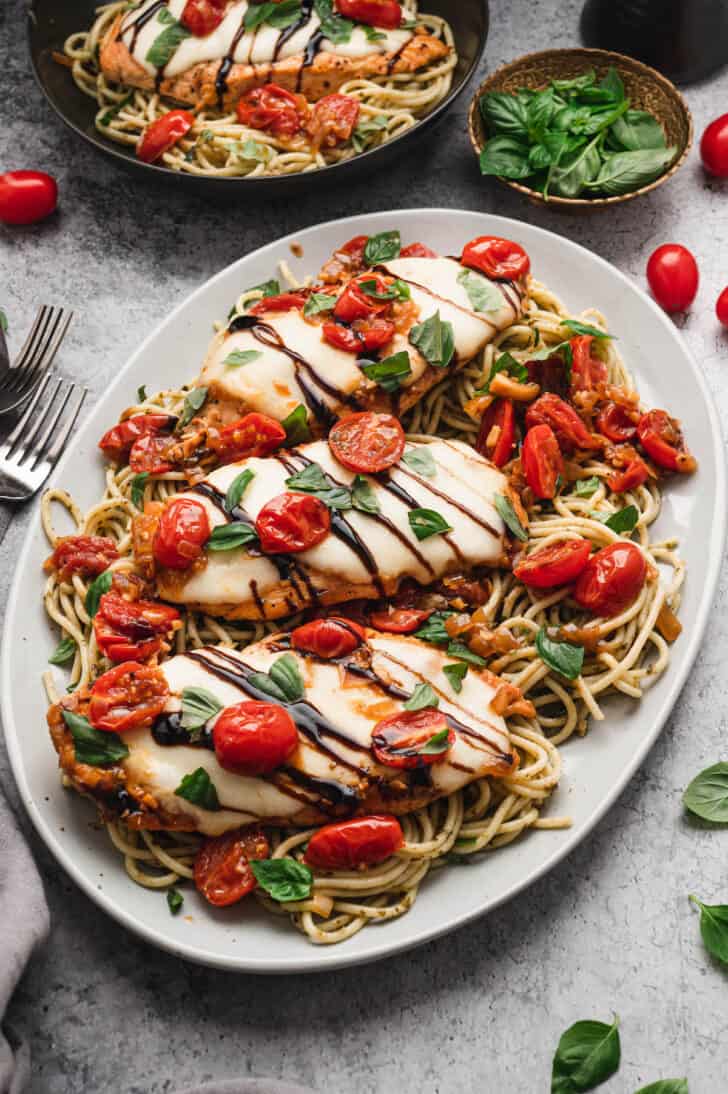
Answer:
[536, 627, 584, 680]
[180, 687, 223, 731]
[401, 446, 436, 479]
[409, 311, 455, 369]
[363, 229, 401, 265]
[683, 763, 728, 824]
[351, 474, 380, 514]
[207, 523, 259, 551]
[63, 709, 129, 766]
[175, 768, 220, 811]
[285, 462, 352, 510]
[551, 1016, 620, 1093]
[167, 888, 184, 915]
[408, 508, 452, 541]
[443, 661, 468, 693]
[179, 387, 207, 428]
[224, 350, 262, 368]
[49, 635, 76, 666]
[85, 570, 113, 618]
[494, 494, 528, 542]
[130, 472, 149, 509]
[251, 858, 313, 902]
[224, 469, 255, 513]
[457, 268, 506, 313]
[281, 404, 311, 446]
[404, 682, 439, 711]
[303, 292, 338, 317]
[360, 351, 411, 393]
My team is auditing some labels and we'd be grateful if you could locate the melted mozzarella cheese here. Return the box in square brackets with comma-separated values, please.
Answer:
[383, 256, 521, 333]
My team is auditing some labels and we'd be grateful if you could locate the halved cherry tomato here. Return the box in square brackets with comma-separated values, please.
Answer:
[329, 412, 405, 473]
[336, 0, 402, 28]
[637, 409, 696, 473]
[369, 608, 431, 634]
[94, 593, 180, 663]
[88, 661, 169, 733]
[194, 828, 270, 906]
[0, 171, 58, 226]
[573, 541, 647, 618]
[212, 701, 298, 775]
[400, 242, 437, 258]
[340, 235, 369, 264]
[99, 414, 175, 464]
[646, 244, 699, 313]
[236, 84, 308, 138]
[570, 335, 608, 392]
[291, 617, 366, 659]
[461, 236, 530, 281]
[525, 393, 596, 453]
[209, 413, 286, 464]
[248, 291, 307, 316]
[333, 274, 390, 323]
[305, 93, 360, 149]
[596, 401, 638, 443]
[372, 708, 453, 769]
[701, 113, 728, 177]
[44, 535, 119, 580]
[607, 457, 649, 494]
[129, 434, 174, 475]
[322, 317, 395, 353]
[153, 497, 210, 570]
[304, 815, 404, 870]
[522, 424, 563, 500]
[137, 110, 195, 164]
[475, 397, 515, 468]
[514, 538, 591, 589]
[181, 0, 226, 35]
[256, 492, 330, 554]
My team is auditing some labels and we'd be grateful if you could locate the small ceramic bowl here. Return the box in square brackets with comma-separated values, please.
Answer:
[468, 47, 693, 210]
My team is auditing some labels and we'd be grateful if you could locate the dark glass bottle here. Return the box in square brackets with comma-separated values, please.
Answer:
[581, 0, 728, 84]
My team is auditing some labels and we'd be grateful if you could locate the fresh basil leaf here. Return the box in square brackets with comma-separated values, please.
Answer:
[224, 469, 255, 513]
[689, 894, 728, 964]
[146, 20, 191, 68]
[603, 505, 639, 534]
[175, 767, 220, 811]
[224, 349, 261, 368]
[494, 494, 528, 542]
[63, 709, 129, 766]
[358, 278, 410, 302]
[420, 727, 451, 756]
[363, 23, 386, 41]
[575, 476, 600, 498]
[351, 114, 388, 153]
[585, 147, 677, 196]
[527, 87, 557, 132]
[303, 292, 337, 317]
[414, 611, 454, 645]
[476, 350, 528, 394]
[351, 474, 380, 514]
[408, 508, 452, 541]
[130, 472, 149, 509]
[363, 230, 401, 265]
[446, 641, 486, 667]
[401, 446, 436, 479]
[577, 98, 630, 139]
[245, 0, 299, 29]
[479, 135, 532, 179]
[683, 763, 728, 824]
[207, 522, 259, 551]
[243, 279, 280, 309]
[610, 109, 666, 152]
[536, 627, 584, 680]
[360, 351, 411, 394]
[552, 70, 596, 94]
[246, 671, 289, 704]
[599, 66, 626, 102]
[251, 857, 313, 902]
[547, 134, 602, 198]
[136, 384, 147, 402]
[85, 569, 113, 618]
[180, 686, 223, 731]
[634, 1082, 688, 1094]
[479, 91, 529, 138]
[314, 0, 354, 43]
[443, 661, 468, 693]
[458, 268, 506, 313]
[409, 310, 455, 368]
[285, 462, 352, 510]
[269, 652, 305, 702]
[179, 387, 208, 428]
[237, 138, 273, 163]
[99, 91, 134, 126]
[404, 682, 439, 711]
[551, 1017, 620, 1093]
[49, 635, 76, 666]
[167, 888, 184, 915]
[561, 318, 613, 340]
[529, 141, 556, 172]
[281, 404, 311, 446]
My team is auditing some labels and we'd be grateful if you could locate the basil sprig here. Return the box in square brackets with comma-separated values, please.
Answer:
[401, 446, 436, 479]
[404, 682, 439, 711]
[281, 404, 311, 446]
[443, 661, 468, 693]
[146, 11, 191, 68]
[414, 611, 454, 645]
[683, 763, 728, 824]
[408, 507, 452, 541]
[179, 387, 208, 428]
[175, 768, 220, 811]
[224, 350, 261, 368]
[180, 686, 223, 731]
[303, 292, 338, 318]
[536, 627, 584, 680]
[561, 318, 613, 340]
[457, 268, 506, 313]
[351, 474, 380, 514]
[245, 0, 301, 30]
[285, 462, 352, 510]
[85, 569, 113, 618]
[360, 351, 412, 393]
[409, 311, 455, 369]
[363, 229, 401, 265]
[248, 653, 305, 704]
[551, 1016, 620, 1093]
[207, 523, 259, 551]
[130, 472, 149, 509]
[62, 709, 129, 766]
[494, 494, 528, 542]
[251, 858, 313, 902]
[689, 895, 728, 965]
[167, 888, 184, 915]
[49, 635, 76, 666]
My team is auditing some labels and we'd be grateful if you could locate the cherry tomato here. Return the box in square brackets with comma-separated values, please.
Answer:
[368, 608, 431, 634]
[94, 593, 180, 662]
[99, 414, 175, 463]
[461, 236, 530, 281]
[322, 321, 359, 353]
[236, 84, 308, 138]
[637, 409, 696, 473]
[329, 412, 405, 473]
[596, 401, 638, 443]
[700, 113, 728, 177]
[194, 828, 270, 907]
[340, 235, 369, 265]
[255, 492, 330, 554]
[570, 335, 608, 392]
[607, 458, 649, 494]
[475, 397, 515, 468]
[525, 393, 595, 453]
[336, 0, 402, 28]
[573, 542, 647, 618]
[209, 413, 286, 464]
[304, 815, 404, 870]
[0, 171, 57, 226]
[514, 538, 591, 589]
[522, 424, 564, 500]
[181, 0, 226, 35]
[322, 317, 395, 353]
[333, 274, 390, 323]
[153, 497, 210, 570]
[372, 708, 453, 769]
[400, 242, 437, 258]
[212, 701, 298, 775]
[248, 292, 307, 315]
[129, 434, 174, 475]
[44, 535, 119, 581]
[717, 287, 728, 328]
[291, 617, 366, 659]
[306, 93, 360, 149]
[136, 110, 195, 164]
[88, 661, 169, 733]
[646, 244, 699, 313]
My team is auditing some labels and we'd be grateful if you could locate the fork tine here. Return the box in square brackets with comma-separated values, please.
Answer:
[8, 308, 73, 393]
[44, 385, 87, 467]
[2, 371, 56, 454]
[17, 377, 65, 463]
[29, 380, 75, 470]
[8, 307, 51, 376]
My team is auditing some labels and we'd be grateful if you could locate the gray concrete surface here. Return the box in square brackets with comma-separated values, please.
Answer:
[2, 0, 727, 1090]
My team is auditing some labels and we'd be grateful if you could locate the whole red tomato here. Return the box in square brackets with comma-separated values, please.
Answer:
[646, 244, 699, 312]
[716, 287, 728, 328]
[700, 113, 728, 177]
[0, 171, 57, 225]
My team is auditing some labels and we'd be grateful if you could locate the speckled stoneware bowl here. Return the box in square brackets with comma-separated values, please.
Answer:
[468, 47, 693, 210]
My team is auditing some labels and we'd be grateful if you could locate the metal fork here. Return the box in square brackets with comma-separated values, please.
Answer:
[0, 307, 74, 416]
[0, 373, 87, 501]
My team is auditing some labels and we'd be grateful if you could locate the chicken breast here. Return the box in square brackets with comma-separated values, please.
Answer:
[100, 0, 450, 109]
[199, 256, 525, 434]
[48, 630, 523, 835]
[137, 438, 508, 619]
